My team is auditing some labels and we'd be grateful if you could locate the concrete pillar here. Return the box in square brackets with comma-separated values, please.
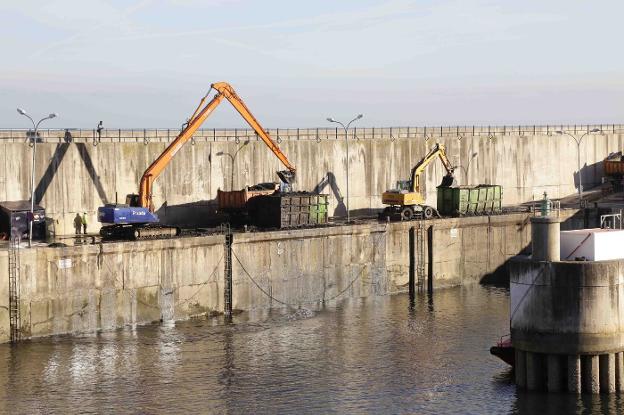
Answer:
[582, 355, 600, 394]
[547, 354, 563, 392]
[567, 355, 581, 393]
[526, 351, 545, 391]
[530, 216, 561, 261]
[515, 349, 527, 389]
[600, 354, 616, 394]
[616, 352, 624, 393]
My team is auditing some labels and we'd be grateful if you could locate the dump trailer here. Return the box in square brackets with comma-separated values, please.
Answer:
[0, 201, 46, 240]
[381, 143, 458, 221]
[98, 82, 296, 239]
[216, 183, 279, 225]
[604, 152, 624, 193]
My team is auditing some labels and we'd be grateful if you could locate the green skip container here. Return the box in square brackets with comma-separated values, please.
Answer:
[250, 193, 329, 228]
[437, 185, 503, 216]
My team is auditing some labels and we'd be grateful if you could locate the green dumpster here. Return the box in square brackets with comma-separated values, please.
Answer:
[437, 185, 502, 216]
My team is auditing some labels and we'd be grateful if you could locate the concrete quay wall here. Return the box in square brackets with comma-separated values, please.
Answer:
[0, 210, 588, 343]
[1, 125, 621, 235]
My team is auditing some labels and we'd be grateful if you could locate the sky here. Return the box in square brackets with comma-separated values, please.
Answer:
[1, 0, 623, 128]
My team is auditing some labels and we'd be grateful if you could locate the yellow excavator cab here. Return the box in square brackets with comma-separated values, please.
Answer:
[381, 143, 457, 220]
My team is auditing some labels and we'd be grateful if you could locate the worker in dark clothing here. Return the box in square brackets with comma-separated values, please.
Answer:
[82, 212, 88, 234]
[74, 213, 82, 235]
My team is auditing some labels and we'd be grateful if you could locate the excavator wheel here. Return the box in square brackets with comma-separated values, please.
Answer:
[401, 207, 414, 221]
[423, 206, 434, 219]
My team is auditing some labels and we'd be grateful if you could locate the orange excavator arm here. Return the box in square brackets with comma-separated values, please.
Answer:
[137, 82, 296, 210]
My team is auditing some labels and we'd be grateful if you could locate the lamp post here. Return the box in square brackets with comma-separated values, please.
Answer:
[555, 128, 601, 208]
[216, 140, 250, 190]
[16, 108, 58, 247]
[326, 114, 363, 222]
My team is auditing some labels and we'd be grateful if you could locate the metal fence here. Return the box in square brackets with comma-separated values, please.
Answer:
[0, 124, 622, 144]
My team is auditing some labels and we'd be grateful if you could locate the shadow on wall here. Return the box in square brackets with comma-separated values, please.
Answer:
[574, 159, 604, 195]
[34, 130, 108, 205]
[479, 209, 600, 285]
[313, 172, 346, 217]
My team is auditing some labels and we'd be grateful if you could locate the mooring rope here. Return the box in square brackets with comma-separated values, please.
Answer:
[230, 226, 388, 307]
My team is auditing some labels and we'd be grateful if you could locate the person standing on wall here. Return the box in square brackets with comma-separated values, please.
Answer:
[81, 212, 88, 234]
[74, 213, 82, 235]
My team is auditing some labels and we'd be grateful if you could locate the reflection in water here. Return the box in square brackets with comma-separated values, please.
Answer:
[0, 285, 622, 414]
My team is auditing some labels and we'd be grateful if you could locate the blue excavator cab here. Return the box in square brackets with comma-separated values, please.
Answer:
[97, 204, 159, 225]
[97, 193, 177, 240]
[98, 193, 159, 225]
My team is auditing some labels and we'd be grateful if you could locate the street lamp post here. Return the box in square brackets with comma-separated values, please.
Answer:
[216, 140, 250, 190]
[555, 128, 601, 208]
[16, 108, 58, 247]
[326, 114, 363, 222]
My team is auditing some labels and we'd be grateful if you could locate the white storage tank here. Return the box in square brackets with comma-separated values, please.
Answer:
[560, 228, 624, 261]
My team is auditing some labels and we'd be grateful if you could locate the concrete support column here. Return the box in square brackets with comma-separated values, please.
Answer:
[530, 216, 561, 261]
[616, 352, 624, 393]
[600, 354, 616, 394]
[515, 349, 527, 389]
[567, 355, 581, 393]
[526, 351, 545, 391]
[547, 354, 563, 392]
[582, 355, 600, 394]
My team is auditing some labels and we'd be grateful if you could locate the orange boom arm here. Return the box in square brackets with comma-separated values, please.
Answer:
[137, 82, 296, 210]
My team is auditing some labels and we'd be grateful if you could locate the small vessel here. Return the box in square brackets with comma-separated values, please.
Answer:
[490, 334, 514, 366]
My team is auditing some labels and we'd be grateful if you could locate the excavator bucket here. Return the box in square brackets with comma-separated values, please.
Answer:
[439, 173, 458, 188]
[277, 170, 296, 185]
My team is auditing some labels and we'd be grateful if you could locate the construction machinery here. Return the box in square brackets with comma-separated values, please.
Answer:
[603, 151, 624, 193]
[98, 82, 297, 239]
[381, 143, 457, 221]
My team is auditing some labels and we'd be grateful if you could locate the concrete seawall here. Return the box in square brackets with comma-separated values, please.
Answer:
[0, 125, 620, 235]
[0, 210, 587, 343]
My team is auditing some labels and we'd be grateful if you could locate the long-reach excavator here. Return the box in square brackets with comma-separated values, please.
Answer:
[381, 143, 457, 221]
[98, 82, 296, 239]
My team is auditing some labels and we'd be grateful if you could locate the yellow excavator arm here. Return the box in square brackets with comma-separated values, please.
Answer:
[410, 143, 455, 193]
[137, 82, 296, 210]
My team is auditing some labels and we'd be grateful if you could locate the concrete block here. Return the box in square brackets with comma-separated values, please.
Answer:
[599, 354, 616, 394]
[515, 349, 527, 389]
[547, 354, 564, 392]
[526, 351, 545, 391]
[582, 355, 600, 394]
[567, 355, 581, 393]
[616, 352, 624, 392]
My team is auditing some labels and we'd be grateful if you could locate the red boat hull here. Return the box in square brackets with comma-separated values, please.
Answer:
[490, 338, 514, 366]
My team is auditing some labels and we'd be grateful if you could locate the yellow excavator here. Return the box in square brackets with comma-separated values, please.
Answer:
[98, 82, 296, 239]
[381, 143, 457, 220]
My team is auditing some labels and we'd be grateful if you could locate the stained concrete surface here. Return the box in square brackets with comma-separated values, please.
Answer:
[1, 126, 621, 235]
[0, 209, 587, 343]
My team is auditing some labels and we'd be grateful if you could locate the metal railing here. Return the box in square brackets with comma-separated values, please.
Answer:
[531, 200, 561, 217]
[0, 124, 622, 143]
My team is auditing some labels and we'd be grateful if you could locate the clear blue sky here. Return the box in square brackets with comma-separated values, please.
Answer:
[1, 0, 623, 128]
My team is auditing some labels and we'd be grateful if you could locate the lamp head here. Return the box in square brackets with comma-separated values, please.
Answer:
[17, 108, 27, 116]
[590, 128, 601, 133]
[216, 151, 224, 156]
[356, 114, 363, 119]
[49, 113, 58, 119]
[555, 130, 564, 135]
[327, 117, 336, 123]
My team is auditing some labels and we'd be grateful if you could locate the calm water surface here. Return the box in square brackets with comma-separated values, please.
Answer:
[0, 285, 622, 414]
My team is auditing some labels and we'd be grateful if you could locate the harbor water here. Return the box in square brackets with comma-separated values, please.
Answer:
[0, 285, 622, 414]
